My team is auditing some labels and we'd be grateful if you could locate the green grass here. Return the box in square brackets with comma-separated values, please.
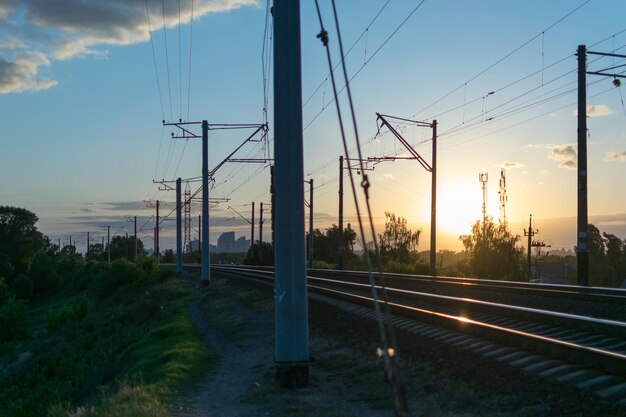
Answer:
[0, 263, 215, 417]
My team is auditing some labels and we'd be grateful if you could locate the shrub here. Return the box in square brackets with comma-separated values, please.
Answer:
[137, 257, 157, 275]
[30, 251, 56, 295]
[148, 267, 177, 282]
[92, 259, 143, 299]
[0, 297, 30, 341]
[312, 259, 334, 269]
[384, 260, 430, 275]
[0, 276, 8, 305]
[46, 296, 89, 329]
[11, 274, 34, 300]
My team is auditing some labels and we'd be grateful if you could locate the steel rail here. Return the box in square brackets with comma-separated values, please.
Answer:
[202, 265, 626, 376]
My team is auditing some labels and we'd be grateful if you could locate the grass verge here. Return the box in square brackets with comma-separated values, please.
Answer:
[0, 262, 216, 417]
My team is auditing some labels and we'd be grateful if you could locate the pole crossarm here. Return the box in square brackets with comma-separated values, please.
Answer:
[226, 158, 274, 163]
[208, 123, 269, 177]
[375, 113, 432, 172]
[587, 51, 626, 59]
[586, 71, 626, 79]
[164, 120, 269, 139]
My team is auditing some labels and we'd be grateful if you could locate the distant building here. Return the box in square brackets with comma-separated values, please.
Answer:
[187, 239, 200, 253]
[217, 232, 250, 253]
[187, 239, 225, 254]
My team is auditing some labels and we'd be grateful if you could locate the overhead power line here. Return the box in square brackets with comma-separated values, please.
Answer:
[411, 0, 593, 119]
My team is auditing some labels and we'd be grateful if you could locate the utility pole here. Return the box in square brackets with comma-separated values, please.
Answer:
[107, 226, 111, 264]
[524, 214, 537, 282]
[430, 120, 437, 276]
[202, 121, 209, 282]
[479, 173, 489, 224]
[87, 232, 90, 259]
[259, 202, 264, 244]
[251, 201, 255, 246]
[574, 46, 626, 285]
[307, 179, 314, 269]
[155, 200, 160, 264]
[577, 44, 589, 287]
[198, 215, 201, 254]
[176, 177, 183, 273]
[373, 113, 438, 276]
[184, 181, 191, 254]
[273, 0, 309, 387]
[134, 216, 137, 261]
[338, 156, 344, 270]
[163, 120, 267, 282]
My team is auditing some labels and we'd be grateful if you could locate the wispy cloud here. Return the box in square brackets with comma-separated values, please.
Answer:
[573, 104, 613, 117]
[559, 160, 577, 170]
[545, 144, 577, 169]
[549, 144, 577, 161]
[497, 160, 524, 169]
[604, 151, 626, 162]
[0, 0, 257, 94]
[378, 172, 395, 182]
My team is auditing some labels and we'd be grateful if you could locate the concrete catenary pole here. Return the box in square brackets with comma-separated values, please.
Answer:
[155, 200, 160, 264]
[430, 120, 437, 276]
[273, 0, 309, 388]
[338, 156, 344, 270]
[134, 216, 137, 261]
[577, 45, 589, 286]
[176, 177, 183, 273]
[251, 201, 255, 245]
[202, 120, 209, 283]
[308, 179, 314, 269]
[107, 226, 111, 264]
[259, 202, 264, 244]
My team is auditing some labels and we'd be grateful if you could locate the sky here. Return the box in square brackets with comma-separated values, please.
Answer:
[0, 0, 625, 254]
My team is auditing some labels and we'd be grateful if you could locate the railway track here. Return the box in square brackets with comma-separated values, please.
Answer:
[174, 264, 626, 404]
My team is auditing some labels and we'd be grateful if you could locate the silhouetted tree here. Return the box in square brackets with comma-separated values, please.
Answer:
[161, 249, 175, 263]
[106, 236, 145, 261]
[0, 206, 44, 281]
[245, 242, 274, 266]
[603, 232, 625, 287]
[307, 224, 358, 266]
[460, 217, 523, 281]
[378, 212, 421, 264]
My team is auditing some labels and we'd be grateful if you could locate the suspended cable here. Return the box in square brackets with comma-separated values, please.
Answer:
[411, 0, 593, 118]
[144, 0, 165, 119]
[161, 0, 174, 121]
[303, 0, 391, 108]
[187, 0, 194, 119]
[304, 0, 427, 131]
[315, 1, 408, 413]
[178, 0, 182, 118]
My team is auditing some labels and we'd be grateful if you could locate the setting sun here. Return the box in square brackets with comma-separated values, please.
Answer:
[435, 178, 500, 237]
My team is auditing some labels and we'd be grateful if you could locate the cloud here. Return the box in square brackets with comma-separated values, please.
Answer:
[573, 104, 613, 117]
[106, 201, 152, 211]
[549, 145, 577, 161]
[540, 170, 550, 175]
[0, 51, 57, 93]
[559, 160, 577, 170]
[378, 172, 394, 182]
[498, 160, 524, 169]
[604, 151, 626, 162]
[0, 0, 257, 93]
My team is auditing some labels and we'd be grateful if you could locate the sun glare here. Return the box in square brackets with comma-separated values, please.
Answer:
[436, 179, 496, 236]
